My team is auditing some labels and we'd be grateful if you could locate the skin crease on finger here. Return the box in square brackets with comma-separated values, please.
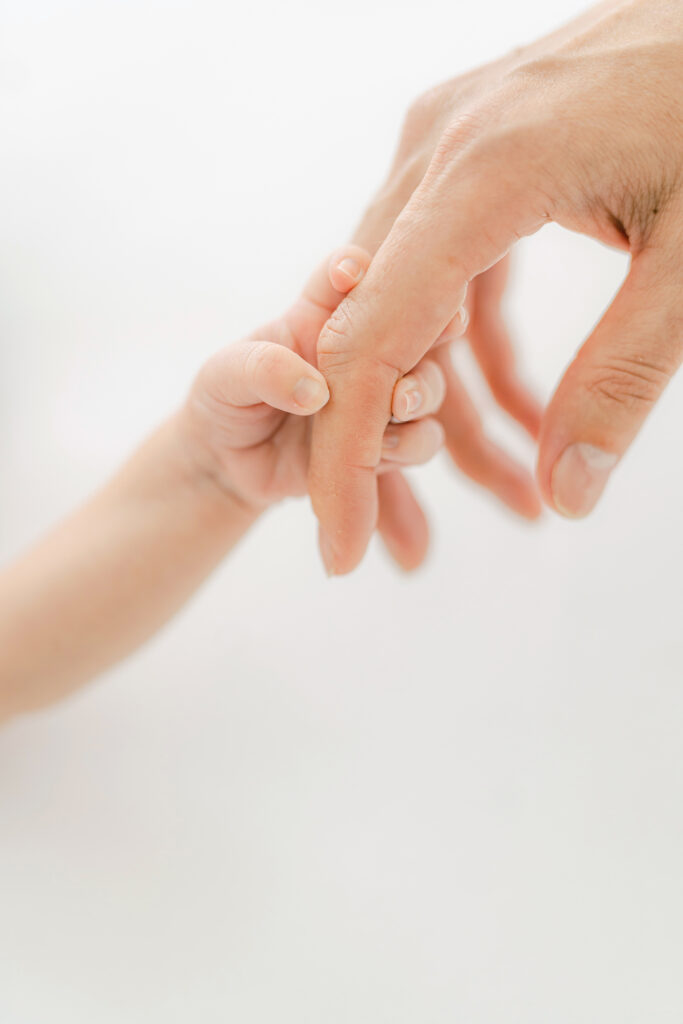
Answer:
[310, 0, 683, 574]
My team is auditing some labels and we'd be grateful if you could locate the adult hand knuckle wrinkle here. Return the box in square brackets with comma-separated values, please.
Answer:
[318, 306, 354, 353]
[588, 354, 671, 409]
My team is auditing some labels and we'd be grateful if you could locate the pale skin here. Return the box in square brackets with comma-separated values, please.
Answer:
[310, 0, 683, 575]
[6, 0, 681, 706]
[0, 247, 453, 720]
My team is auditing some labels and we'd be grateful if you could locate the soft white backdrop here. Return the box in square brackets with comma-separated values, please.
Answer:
[1, 1, 682, 1021]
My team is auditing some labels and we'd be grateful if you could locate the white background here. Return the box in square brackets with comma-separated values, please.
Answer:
[1, 1, 682, 1021]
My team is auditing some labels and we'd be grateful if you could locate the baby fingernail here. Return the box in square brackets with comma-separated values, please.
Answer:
[551, 443, 618, 518]
[319, 530, 336, 577]
[292, 375, 328, 411]
[336, 257, 363, 283]
[382, 431, 400, 450]
[399, 389, 422, 418]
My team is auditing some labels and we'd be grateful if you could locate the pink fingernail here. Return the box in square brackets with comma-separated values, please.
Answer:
[551, 443, 618, 518]
[400, 389, 422, 417]
[382, 431, 400, 450]
[455, 305, 469, 334]
[292, 376, 328, 411]
[336, 257, 363, 284]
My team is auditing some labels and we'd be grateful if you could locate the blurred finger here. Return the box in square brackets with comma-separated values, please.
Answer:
[436, 345, 542, 520]
[468, 261, 543, 439]
[376, 471, 430, 572]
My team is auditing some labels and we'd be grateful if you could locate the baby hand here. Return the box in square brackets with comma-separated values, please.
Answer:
[180, 247, 447, 516]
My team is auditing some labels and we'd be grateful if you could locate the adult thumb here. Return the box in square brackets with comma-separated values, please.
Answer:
[538, 248, 683, 518]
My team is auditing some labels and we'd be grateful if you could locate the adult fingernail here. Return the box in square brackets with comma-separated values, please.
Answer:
[292, 375, 328, 411]
[319, 530, 336, 577]
[398, 389, 422, 418]
[551, 443, 618, 518]
[336, 257, 364, 284]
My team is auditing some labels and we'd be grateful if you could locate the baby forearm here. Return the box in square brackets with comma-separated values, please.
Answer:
[0, 414, 258, 719]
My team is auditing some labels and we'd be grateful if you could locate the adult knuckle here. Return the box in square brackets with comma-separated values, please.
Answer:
[431, 111, 485, 174]
[316, 302, 359, 372]
[475, 121, 529, 165]
[316, 304, 403, 404]
[316, 304, 404, 385]
[428, 102, 552, 216]
[506, 55, 565, 92]
[586, 353, 671, 411]
[473, 98, 549, 171]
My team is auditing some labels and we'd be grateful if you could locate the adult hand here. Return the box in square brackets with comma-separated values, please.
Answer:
[310, 0, 683, 574]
